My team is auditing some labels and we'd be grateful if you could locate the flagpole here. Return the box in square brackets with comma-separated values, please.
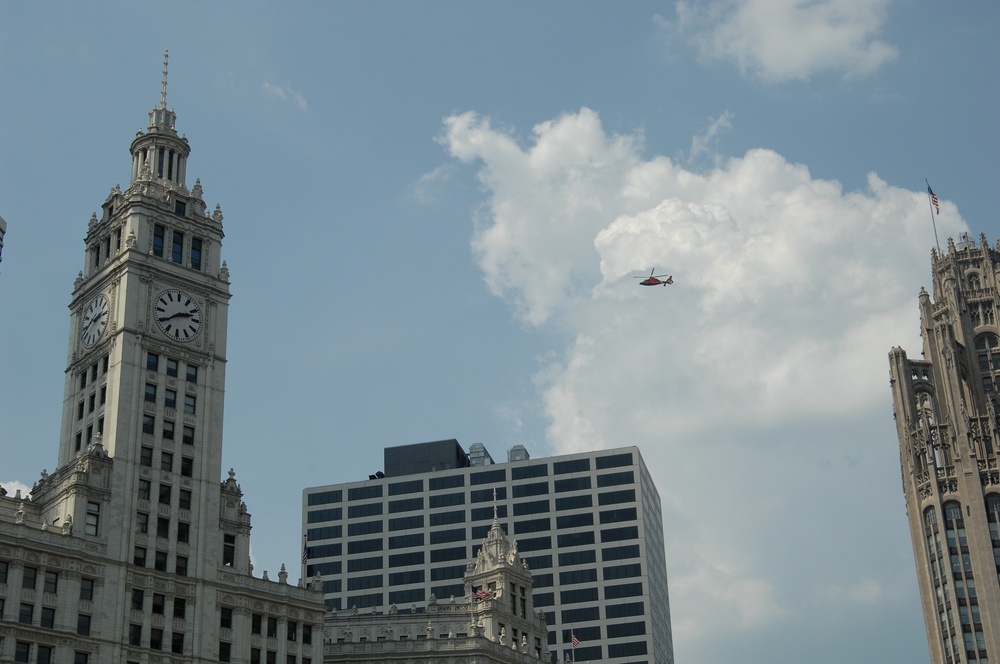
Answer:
[926, 179, 942, 254]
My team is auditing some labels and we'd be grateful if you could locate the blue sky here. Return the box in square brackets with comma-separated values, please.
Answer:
[2, 3, 999, 662]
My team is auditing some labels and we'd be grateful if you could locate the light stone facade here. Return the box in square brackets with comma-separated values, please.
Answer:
[324, 516, 550, 663]
[889, 232, 1000, 664]
[0, 56, 325, 664]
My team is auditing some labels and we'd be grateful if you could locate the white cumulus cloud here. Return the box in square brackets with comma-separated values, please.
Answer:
[442, 107, 964, 659]
[665, 0, 899, 82]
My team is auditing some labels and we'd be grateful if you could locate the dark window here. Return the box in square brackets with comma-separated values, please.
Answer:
[177, 522, 190, 543]
[389, 497, 423, 513]
[179, 490, 192, 511]
[388, 515, 423, 531]
[186, 364, 198, 383]
[160, 452, 173, 473]
[597, 471, 635, 487]
[561, 587, 599, 603]
[515, 518, 551, 534]
[129, 623, 142, 646]
[308, 525, 343, 540]
[559, 550, 597, 566]
[221, 607, 233, 629]
[430, 510, 465, 526]
[389, 533, 424, 549]
[430, 528, 466, 544]
[523, 554, 552, 569]
[554, 476, 591, 492]
[190, 237, 202, 270]
[605, 582, 644, 599]
[515, 536, 552, 552]
[347, 539, 383, 554]
[138, 479, 151, 500]
[142, 414, 155, 435]
[38, 646, 53, 664]
[303, 624, 312, 645]
[309, 545, 343, 561]
[308, 507, 342, 523]
[164, 389, 177, 409]
[166, 358, 179, 377]
[183, 425, 195, 446]
[347, 521, 382, 537]
[151, 627, 165, 650]
[558, 531, 595, 548]
[41, 606, 56, 628]
[159, 483, 172, 505]
[560, 568, 598, 585]
[534, 592, 555, 606]
[429, 475, 465, 490]
[74, 652, 89, 664]
[557, 513, 594, 529]
[147, 352, 159, 371]
[600, 507, 637, 524]
[134, 547, 147, 567]
[603, 563, 642, 580]
[512, 464, 548, 480]
[131, 588, 145, 610]
[174, 597, 187, 619]
[287, 620, 297, 641]
[163, 420, 175, 440]
[348, 485, 383, 501]
[171, 632, 184, 654]
[44, 571, 59, 593]
[601, 526, 639, 542]
[389, 588, 426, 604]
[513, 499, 549, 516]
[429, 492, 465, 508]
[596, 451, 633, 469]
[430, 546, 466, 562]
[19, 603, 33, 624]
[599, 489, 636, 505]
[183, 395, 196, 414]
[348, 503, 383, 518]
[346, 593, 383, 609]
[171, 231, 184, 264]
[145, 383, 157, 403]
[472, 523, 508, 539]
[388, 552, 424, 567]
[80, 578, 95, 601]
[388, 479, 423, 495]
[153, 224, 165, 257]
[154, 550, 168, 572]
[430, 583, 465, 598]
[252, 614, 263, 634]
[153, 593, 166, 615]
[470, 468, 506, 485]
[157, 516, 170, 538]
[532, 573, 554, 587]
[223, 534, 236, 566]
[512, 481, 549, 498]
[553, 458, 590, 474]
[268, 617, 278, 638]
[15, 642, 30, 663]
[389, 569, 425, 585]
[219, 641, 231, 662]
[181, 456, 193, 477]
[23, 566, 37, 589]
[430, 564, 466, 580]
[348, 557, 383, 573]
[602, 544, 640, 561]
[608, 641, 648, 658]
[561, 606, 600, 622]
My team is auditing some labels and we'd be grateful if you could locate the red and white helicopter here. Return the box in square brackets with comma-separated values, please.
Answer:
[635, 268, 673, 287]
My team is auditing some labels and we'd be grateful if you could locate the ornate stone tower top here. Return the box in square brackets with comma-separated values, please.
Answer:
[129, 50, 190, 189]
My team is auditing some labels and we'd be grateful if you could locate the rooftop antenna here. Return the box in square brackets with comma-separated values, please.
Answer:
[160, 50, 169, 109]
[492, 487, 498, 521]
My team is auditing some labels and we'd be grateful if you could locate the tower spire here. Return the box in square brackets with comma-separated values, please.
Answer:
[160, 50, 169, 109]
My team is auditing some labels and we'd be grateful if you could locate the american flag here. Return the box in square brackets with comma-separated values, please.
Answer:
[302, 538, 309, 565]
[928, 184, 940, 215]
[572, 634, 580, 648]
[474, 587, 492, 600]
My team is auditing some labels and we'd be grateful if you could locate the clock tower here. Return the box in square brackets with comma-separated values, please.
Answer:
[0, 53, 324, 664]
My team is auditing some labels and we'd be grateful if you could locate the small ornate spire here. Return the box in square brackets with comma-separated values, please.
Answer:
[160, 50, 169, 109]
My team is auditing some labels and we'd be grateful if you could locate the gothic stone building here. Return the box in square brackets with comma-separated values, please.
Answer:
[0, 56, 325, 664]
[889, 233, 1000, 664]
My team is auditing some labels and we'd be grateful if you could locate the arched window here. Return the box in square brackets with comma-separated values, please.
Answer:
[968, 272, 981, 290]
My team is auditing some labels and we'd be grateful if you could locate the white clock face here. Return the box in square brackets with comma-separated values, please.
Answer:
[154, 289, 202, 341]
[80, 294, 110, 347]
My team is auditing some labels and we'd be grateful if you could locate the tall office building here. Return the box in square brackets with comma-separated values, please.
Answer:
[303, 440, 673, 664]
[889, 232, 1000, 664]
[0, 55, 324, 663]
